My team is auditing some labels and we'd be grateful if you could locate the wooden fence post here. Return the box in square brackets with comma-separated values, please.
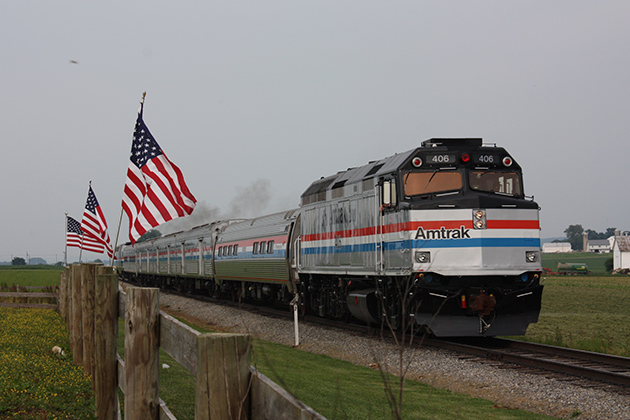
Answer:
[81, 263, 101, 379]
[70, 264, 83, 365]
[63, 268, 70, 321]
[96, 265, 114, 276]
[125, 287, 160, 420]
[94, 273, 119, 420]
[67, 266, 74, 342]
[196, 333, 252, 420]
[59, 269, 67, 321]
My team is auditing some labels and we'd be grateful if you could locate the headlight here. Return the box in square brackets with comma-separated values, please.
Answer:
[473, 209, 486, 230]
[415, 251, 431, 263]
[526, 251, 539, 263]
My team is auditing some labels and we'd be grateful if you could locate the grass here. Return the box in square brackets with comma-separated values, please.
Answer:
[0, 265, 64, 287]
[251, 340, 552, 420]
[541, 252, 611, 274]
[134, 315, 554, 420]
[512, 274, 630, 357]
[0, 308, 95, 419]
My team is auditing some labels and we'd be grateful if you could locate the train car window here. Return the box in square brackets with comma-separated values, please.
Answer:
[233, 244, 238, 256]
[267, 241, 274, 254]
[403, 171, 462, 196]
[260, 241, 266, 254]
[469, 171, 522, 196]
[217, 246, 223, 257]
[253, 242, 259, 254]
[227, 245, 232, 256]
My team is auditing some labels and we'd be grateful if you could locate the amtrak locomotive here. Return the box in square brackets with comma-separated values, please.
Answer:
[118, 138, 543, 337]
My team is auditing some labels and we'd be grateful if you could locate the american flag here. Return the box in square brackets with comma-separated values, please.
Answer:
[81, 185, 114, 257]
[122, 102, 196, 244]
[66, 215, 105, 254]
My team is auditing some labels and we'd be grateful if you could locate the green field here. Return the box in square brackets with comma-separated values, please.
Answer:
[541, 251, 612, 274]
[0, 265, 64, 287]
[514, 274, 630, 356]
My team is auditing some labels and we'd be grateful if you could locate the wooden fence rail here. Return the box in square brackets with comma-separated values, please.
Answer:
[0, 284, 58, 309]
[59, 263, 326, 420]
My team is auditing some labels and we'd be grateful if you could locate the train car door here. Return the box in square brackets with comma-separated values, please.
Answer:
[334, 200, 351, 267]
[375, 183, 385, 274]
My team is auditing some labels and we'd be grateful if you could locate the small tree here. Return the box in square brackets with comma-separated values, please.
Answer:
[11, 257, 26, 266]
[564, 224, 584, 250]
[605, 257, 614, 273]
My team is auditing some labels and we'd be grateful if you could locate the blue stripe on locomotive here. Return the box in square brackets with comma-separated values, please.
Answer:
[302, 237, 541, 255]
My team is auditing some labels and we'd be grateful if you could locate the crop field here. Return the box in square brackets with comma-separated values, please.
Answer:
[0, 265, 64, 287]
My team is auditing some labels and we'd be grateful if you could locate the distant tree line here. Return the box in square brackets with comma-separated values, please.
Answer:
[554, 224, 617, 251]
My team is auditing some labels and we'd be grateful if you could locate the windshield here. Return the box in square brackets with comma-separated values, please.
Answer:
[469, 171, 522, 196]
[403, 171, 463, 196]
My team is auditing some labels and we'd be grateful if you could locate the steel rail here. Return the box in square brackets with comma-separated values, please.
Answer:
[424, 337, 630, 388]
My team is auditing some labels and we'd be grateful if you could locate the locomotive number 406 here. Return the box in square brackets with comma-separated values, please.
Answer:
[429, 154, 456, 164]
[475, 154, 496, 164]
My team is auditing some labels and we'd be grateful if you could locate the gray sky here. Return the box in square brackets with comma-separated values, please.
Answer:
[2, 1, 629, 263]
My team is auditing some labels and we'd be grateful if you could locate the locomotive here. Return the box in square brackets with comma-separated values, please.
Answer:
[118, 138, 543, 337]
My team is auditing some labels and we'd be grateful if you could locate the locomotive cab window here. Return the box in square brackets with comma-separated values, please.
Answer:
[469, 171, 522, 196]
[403, 171, 463, 196]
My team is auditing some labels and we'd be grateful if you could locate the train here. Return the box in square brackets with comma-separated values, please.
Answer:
[117, 138, 544, 337]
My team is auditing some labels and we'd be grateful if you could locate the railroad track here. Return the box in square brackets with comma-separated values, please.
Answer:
[125, 280, 630, 392]
[423, 337, 630, 391]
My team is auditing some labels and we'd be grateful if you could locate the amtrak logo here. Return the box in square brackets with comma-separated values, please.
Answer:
[415, 226, 471, 240]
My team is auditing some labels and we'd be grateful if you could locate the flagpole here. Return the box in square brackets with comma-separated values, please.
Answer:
[111, 208, 124, 267]
[64, 212, 68, 267]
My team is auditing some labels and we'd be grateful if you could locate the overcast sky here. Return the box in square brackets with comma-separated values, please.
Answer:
[2, 1, 629, 263]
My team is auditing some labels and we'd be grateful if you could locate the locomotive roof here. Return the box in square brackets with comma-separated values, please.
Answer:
[300, 138, 516, 203]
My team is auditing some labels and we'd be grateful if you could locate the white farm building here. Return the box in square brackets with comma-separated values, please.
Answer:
[542, 242, 572, 253]
[612, 232, 630, 270]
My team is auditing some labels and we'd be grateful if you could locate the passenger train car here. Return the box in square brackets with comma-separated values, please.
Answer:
[118, 138, 543, 337]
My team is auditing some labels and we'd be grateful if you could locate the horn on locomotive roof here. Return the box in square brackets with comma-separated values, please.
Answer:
[421, 138, 483, 148]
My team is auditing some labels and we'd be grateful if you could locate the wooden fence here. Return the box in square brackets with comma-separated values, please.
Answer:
[58, 263, 326, 420]
[0, 285, 58, 309]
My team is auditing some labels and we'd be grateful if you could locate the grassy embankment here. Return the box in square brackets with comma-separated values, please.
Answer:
[1, 266, 557, 419]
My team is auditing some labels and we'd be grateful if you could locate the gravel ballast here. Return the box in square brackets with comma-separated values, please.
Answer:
[159, 293, 630, 420]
